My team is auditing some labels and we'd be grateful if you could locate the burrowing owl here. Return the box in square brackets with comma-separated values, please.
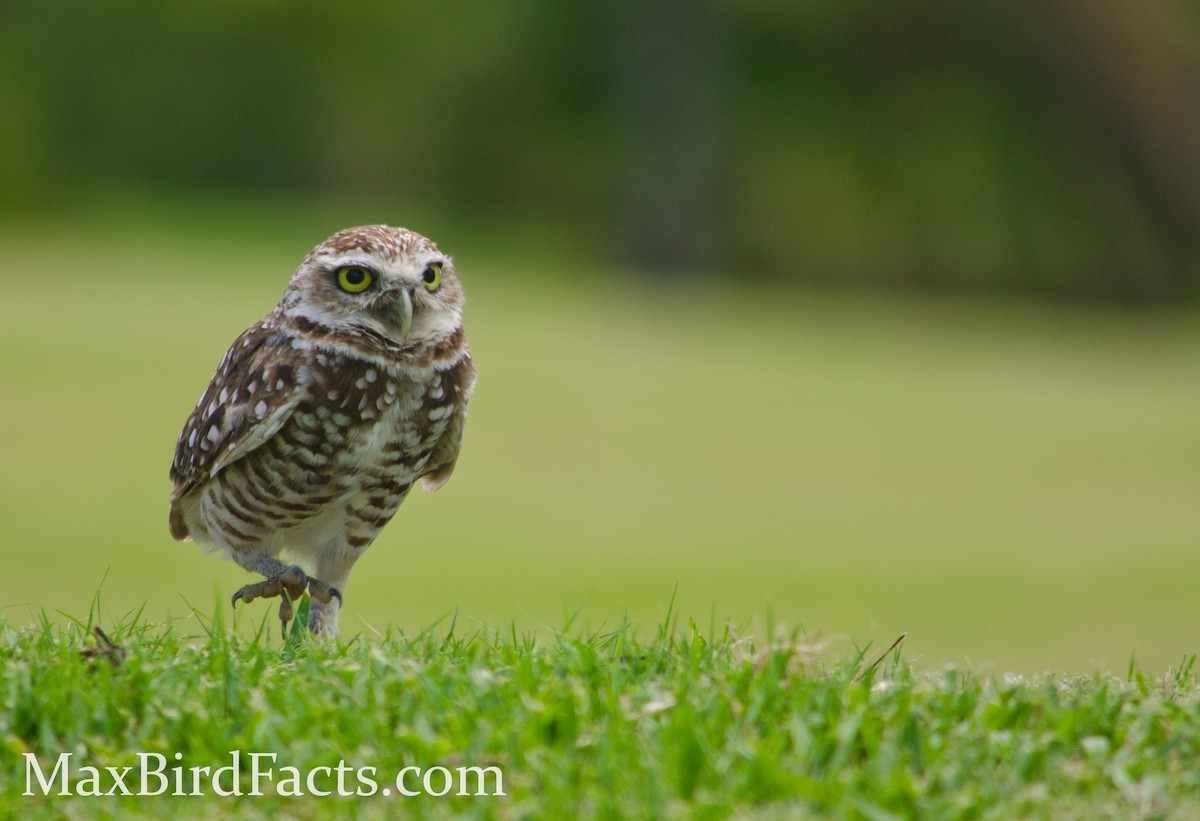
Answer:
[168, 225, 476, 637]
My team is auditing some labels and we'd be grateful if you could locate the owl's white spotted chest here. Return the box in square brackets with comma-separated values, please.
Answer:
[255, 351, 459, 551]
[181, 341, 469, 562]
[317, 356, 450, 474]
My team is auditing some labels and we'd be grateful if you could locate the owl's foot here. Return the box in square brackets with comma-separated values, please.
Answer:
[231, 565, 343, 635]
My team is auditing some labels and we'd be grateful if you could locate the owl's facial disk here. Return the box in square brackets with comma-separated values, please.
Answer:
[283, 225, 464, 347]
[287, 258, 458, 342]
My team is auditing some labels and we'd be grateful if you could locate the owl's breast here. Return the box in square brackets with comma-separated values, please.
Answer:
[179, 348, 467, 556]
[320, 361, 454, 476]
[290, 360, 457, 552]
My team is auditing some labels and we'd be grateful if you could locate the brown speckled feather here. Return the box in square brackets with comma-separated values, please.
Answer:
[169, 317, 305, 531]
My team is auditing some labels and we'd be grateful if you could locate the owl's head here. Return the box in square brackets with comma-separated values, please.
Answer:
[280, 225, 465, 346]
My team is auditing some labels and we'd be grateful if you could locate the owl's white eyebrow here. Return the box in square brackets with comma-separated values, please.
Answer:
[328, 258, 378, 271]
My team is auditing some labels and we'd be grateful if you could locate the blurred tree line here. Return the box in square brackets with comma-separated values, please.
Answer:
[2, 0, 1199, 301]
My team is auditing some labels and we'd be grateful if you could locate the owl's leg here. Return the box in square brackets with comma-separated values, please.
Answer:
[306, 590, 344, 638]
[302, 577, 343, 638]
[230, 554, 342, 636]
[305, 540, 364, 639]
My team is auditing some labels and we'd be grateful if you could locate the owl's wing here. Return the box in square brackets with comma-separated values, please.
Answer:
[420, 352, 477, 492]
[169, 319, 307, 504]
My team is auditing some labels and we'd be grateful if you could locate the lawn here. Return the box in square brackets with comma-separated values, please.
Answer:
[4, 613, 1199, 819]
[1, 203, 1199, 673]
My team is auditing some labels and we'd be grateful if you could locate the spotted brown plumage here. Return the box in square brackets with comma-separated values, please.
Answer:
[169, 225, 476, 637]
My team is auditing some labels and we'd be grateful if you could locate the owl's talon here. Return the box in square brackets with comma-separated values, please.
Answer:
[278, 595, 295, 633]
[307, 579, 342, 606]
[231, 565, 316, 633]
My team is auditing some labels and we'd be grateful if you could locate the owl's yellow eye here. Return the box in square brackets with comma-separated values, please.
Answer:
[336, 266, 373, 293]
[422, 262, 442, 292]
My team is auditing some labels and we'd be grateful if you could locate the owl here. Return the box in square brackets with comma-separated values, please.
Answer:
[168, 225, 476, 637]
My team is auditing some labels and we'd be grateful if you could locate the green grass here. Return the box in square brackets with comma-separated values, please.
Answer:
[2, 204, 1200, 673]
[4, 610, 1200, 819]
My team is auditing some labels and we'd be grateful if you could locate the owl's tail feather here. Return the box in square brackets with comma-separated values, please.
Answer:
[168, 504, 190, 541]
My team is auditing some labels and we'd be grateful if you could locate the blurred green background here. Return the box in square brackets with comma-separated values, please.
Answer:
[1, 1, 1198, 673]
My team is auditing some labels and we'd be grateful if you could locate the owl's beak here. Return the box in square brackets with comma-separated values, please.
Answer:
[389, 286, 413, 337]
